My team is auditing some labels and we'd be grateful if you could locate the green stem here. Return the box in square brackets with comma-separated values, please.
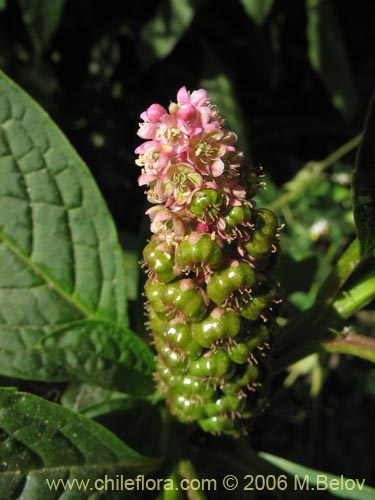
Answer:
[177, 460, 208, 500]
[268, 134, 362, 211]
[332, 267, 375, 319]
[274, 239, 368, 355]
[321, 332, 375, 364]
[315, 239, 363, 307]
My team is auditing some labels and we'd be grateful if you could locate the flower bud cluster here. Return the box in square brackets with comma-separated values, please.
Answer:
[136, 87, 281, 436]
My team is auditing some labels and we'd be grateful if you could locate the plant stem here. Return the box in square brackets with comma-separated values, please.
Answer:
[274, 239, 370, 356]
[332, 267, 375, 319]
[268, 134, 362, 211]
[177, 460, 208, 500]
[315, 239, 363, 307]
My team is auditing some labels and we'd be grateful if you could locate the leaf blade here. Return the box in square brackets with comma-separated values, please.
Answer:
[306, 0, 359, 121]
[240, 0, 274, 25]
[18, 0, 65, 56]
[353, 90, 375, 256]
[0, 388, 159, 498]
[138, 0, 196, 67]
[260, 452, 375, 500]
[0, 70, 155, 382]
[40, 320, 155, 395]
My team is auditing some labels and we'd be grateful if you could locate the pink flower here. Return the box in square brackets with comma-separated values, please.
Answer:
[160, 163, 203, 208]
[140, 103, 167, 123]
[188, 129, 228, 177]
[135, 86, 245, 231]
[146, 205, 186, 240]
[177, 86, 208, 108]
[135, 140, 172, 171]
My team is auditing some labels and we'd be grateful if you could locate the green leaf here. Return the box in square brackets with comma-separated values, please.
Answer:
[0, 388, 159, 499]
[200, 50, 250, 159]
[0, 0, 7, 12]
[41, 320, 155, 395]
[353, 91, 375, 256]
[306, 0, 359, 121]
[240, 0, 274, 25]
[138, 0, 196, 67]
[260, 452, 375, 500]
[18, 0, 65, 57]
[120, 231, 140, 301]
[0, 70, 154, 383]
[321, 331, 375, 365]
[61, 382, 131, 416]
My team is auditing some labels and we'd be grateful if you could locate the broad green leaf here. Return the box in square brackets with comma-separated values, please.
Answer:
[353, 91, 375, 256]
[0, 388, 159, 499]
[0, 70, 154, 383]
[41, 320, 154, 395]
[138, 0, 196, 67]
[18, 0, 65, 57]
[0, 0, 7, 12]
[260, 452, 375, 500]
[306, 0, 359, 121]
[240, 0, 274, 25]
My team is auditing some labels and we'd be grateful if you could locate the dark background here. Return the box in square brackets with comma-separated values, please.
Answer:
[1, 0, 374, 234]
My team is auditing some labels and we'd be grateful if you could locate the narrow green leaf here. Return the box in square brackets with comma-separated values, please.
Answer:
[260, 452, 375, 500]
[353, 91, 375, 255]
[41, 320, 155, 395]
[240, 0, 274, 25]
[120, 231, 141, 301]
[0, 388, 159, 499]
[18, 0, 65, 56]
[306, 0, 359, 121]
[138, 0, 196, 67]
[0, 70, 154, 382]
[321, 332, 375, 364]
[61, 382, 134, 417]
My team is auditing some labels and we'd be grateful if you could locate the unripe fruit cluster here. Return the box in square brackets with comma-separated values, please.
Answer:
[136, 87, 281, 436]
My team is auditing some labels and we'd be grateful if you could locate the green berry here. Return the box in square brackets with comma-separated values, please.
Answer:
[155, 338, 188, 370]
[189, 350, 234, 379]
[178, 376, 216, 399]
[204, 395, 245, 417]
[239, 280, 278, 321]
[224, 205, 252, 228]
[152, 317, 202, 359]
[223, 364, 259, 395]
[198, 415, 240, 435]
[192, 308, 241, 347]
[244, 209, 278, 262]
[173, 395, 207, 420]
[207, 261, 255, 307]
[176, 232, 222, 270]
[143, 240, 176, 282]
[144, 278, 165, 315]
[227, 325, 268, 364]
[163, 279, 207, 322]
[190, 189, 223, 219]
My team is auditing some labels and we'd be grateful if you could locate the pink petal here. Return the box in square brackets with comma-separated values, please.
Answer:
[145, 103, 167, 123]
[190, 88, 208, 107]
[138, 173, 156, 186]
[177, 86, 190, 103]
[137, 123, 157, 139]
